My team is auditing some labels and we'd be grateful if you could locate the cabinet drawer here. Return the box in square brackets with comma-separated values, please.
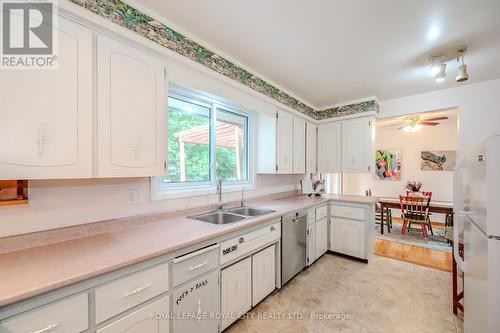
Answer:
[172, 244, 219, 288]
[316, 206, 328, 220]
[330, 205, 365, 221]
[95, 263, 169, 323]
[0, 293, 88, 333]
[97, 296, 169, 333]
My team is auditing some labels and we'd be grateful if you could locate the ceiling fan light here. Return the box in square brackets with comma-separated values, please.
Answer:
[456, 64, 469, 82]
[403, 124, 423, 133]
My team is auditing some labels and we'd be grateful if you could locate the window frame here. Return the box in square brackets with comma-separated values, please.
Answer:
[151, 89, 255, 200]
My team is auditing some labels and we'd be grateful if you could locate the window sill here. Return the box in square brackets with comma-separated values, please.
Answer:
[151, 178, 256, 201]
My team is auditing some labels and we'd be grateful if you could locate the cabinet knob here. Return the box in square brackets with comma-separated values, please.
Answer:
[239, 237, 245, 244]
[270, 226, 276, 231]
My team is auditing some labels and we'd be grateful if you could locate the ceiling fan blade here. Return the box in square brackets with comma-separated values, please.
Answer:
[419, 121, 439, 126]
[383, 124, 402, 128]
[422, 116, 448, 121]
[397, 126, 407, 130]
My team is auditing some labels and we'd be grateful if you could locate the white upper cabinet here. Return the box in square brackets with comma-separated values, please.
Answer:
[0, 15, 93, 179]
[276, 110, 294, 173]
[317, 122, 341, 173]
[306, 122, 317, 174]
[97, 35, 167, 177]
[292, 116, 306, 174]
[341, 117, 375, 173]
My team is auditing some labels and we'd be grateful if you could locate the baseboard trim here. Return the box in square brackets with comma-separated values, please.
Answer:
[327, 250, 368, 263]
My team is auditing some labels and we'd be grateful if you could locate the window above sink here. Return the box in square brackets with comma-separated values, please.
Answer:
[152, 87, 256, 200]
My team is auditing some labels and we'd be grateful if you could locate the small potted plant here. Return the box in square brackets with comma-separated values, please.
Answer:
[405, 180, 423, 196]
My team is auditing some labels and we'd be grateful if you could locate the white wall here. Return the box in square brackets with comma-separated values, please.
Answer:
[343, 79, 500, 221]
[0, 174, 301, 237]
[343, 123, 458, 202]
[378, 79, 500, 150]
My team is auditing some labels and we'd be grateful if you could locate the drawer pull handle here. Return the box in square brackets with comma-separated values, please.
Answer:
[189, 261, 209, 271]
[270, 226, 276, 231]
[30, 323, 59, 333]
[122, 282, 153, 298]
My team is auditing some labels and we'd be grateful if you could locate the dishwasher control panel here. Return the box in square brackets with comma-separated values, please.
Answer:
[220, 221, 280, 265]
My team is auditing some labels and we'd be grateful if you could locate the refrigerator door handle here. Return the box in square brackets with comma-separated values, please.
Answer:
[453, 157, 468, 213]
[454, 212, 469, 273]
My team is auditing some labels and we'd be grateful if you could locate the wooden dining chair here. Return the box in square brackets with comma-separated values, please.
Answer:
[399, 195, 432, 242]
[405, 191, 434, 235]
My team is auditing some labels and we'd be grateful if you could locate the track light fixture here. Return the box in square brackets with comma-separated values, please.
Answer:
[428, 46, 468, 83]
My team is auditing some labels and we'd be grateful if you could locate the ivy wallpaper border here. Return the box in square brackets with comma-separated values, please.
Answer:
[70, 0, 378, 120]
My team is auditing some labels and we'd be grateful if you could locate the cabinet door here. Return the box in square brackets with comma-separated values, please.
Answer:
[0, 15, 92, 179]
[341, 117, 373, 173]
[315, 218, 328, 258]
[97, 296, 169, 333]
[172, 271, 219, 333]
[307, 223, 316, 266]
[252, 245, 276, 306]
[306, 122, 317, 174]
[276, 110, 293, 174]
[317, 122, 341, 173]
[221, 257, 252, 330]
[292, 117, 306, 174]
[97, 35, 167, 177]
[330, 217, 365, 259]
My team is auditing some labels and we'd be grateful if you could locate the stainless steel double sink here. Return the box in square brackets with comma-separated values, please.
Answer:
[188, 206, 275, 225]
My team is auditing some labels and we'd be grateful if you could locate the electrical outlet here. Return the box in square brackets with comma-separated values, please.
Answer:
[127, 188, 141, 203]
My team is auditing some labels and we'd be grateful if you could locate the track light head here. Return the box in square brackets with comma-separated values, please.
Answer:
[456, 50, 469, 82]
[434, 63, 447, 82]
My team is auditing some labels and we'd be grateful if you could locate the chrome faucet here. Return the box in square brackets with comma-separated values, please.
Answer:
[217, 180, 225, 210]
[240, 187, 246, 207]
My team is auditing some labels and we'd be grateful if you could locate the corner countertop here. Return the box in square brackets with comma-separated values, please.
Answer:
[0, 194, 377, 308]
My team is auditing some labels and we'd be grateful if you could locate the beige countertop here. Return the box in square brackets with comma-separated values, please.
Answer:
[0, 194, 377, 308]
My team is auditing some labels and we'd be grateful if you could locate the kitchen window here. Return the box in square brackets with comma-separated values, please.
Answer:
[152, 91, 253, 199]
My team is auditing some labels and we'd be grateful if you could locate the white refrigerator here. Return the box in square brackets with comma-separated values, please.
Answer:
[454, 135, 500, 333]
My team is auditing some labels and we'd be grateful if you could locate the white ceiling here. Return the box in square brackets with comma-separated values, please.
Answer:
[131, 0, 500, 108]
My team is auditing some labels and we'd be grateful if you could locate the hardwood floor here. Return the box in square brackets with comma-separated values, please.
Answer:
[374, 238, 452, 272]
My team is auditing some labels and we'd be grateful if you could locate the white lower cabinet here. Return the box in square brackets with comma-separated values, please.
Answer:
[330, 217, 365, 258]
[97, 296, 169, 333]
[172, 271, 219, 333]
[221, 257, 252, 330]
[252, 245, 276, 306]
[306, 222, 316, 266]
[0, 293, 88, 333]
[315, 218, 328, 258]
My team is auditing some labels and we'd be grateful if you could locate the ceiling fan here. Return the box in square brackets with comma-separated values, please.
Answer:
[384, 115, 448, 132]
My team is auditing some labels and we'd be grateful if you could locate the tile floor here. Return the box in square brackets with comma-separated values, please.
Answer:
[226, 254, 463, 333]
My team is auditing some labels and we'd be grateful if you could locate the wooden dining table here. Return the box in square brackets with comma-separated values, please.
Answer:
[378, 197, 454, 234]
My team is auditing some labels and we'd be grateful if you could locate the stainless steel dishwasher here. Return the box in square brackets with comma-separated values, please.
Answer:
[281, 209, 307, 284]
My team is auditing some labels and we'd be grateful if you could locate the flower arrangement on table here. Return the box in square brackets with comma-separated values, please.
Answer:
[405, 180, 423, 193]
